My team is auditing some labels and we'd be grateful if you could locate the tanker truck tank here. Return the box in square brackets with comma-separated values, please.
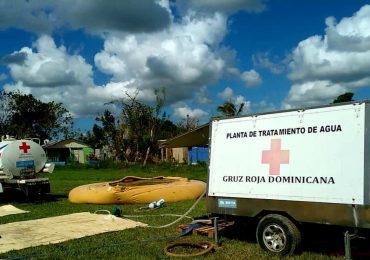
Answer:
[0, 138, 51, 196]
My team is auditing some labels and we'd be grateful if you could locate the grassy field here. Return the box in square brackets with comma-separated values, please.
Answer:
[0, 163, 350, 259]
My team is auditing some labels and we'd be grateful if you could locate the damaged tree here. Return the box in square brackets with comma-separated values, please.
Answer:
[118, 89, 165, 164]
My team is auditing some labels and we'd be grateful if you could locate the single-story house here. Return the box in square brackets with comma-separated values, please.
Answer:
[159, 124, 209, 164]
[43, 139, 94, 164]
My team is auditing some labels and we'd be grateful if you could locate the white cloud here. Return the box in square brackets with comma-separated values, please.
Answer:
[94, 13, 227, 103]
[195, 86, 212, 105]
[241, 69, 262, 87]
[283, 81, 345, 109]
[284, 5, 370, 108]
[0, 1, 263, 121]
[5, 36, 93, 88]
[234, 95, 251, 114]
[172, 102, 209, 120]
[325, 8, 370, 52]
[217, 87, 251, 114]
[3, 26, 229, 118]
[2, 10, 234, 118]
[218, 87, 234, 100]
[3, 36, 125, 117]
[252, 52, 284, 74]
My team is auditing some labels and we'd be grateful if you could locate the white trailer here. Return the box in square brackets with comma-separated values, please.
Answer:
[0, 138, 52, 196]
[207, 101, 370, 256]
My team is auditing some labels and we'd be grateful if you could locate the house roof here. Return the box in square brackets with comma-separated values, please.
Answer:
[159, 124, 209, 148]
[43, 139, 89, 149]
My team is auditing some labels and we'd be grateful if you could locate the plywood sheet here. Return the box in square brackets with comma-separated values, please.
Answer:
[0, 205, 29, 217]
[0, 212, 146, 253]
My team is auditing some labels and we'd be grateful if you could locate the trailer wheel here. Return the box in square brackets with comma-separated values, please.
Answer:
[256, 214, 301, 256]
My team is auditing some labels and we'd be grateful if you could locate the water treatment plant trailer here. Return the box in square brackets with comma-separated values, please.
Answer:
[207, 101, 370, 256]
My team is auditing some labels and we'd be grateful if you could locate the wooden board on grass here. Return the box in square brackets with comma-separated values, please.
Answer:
[0, 212, 147, 253]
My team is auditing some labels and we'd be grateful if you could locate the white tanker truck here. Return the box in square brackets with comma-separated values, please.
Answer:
[0, 136, 53, 196]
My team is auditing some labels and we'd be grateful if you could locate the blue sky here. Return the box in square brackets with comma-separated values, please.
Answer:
[1, 0, 370, 132]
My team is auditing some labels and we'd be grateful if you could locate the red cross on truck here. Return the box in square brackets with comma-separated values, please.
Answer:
[19, 142, 31, 153]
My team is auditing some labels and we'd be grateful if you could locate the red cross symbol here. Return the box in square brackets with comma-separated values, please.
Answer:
[19, 142, 31, 153]
[262, 139, 290, 175]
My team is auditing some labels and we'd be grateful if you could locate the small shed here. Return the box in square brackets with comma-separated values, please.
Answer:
[43, 139, 94, 164]
[159, 124, 209, 164]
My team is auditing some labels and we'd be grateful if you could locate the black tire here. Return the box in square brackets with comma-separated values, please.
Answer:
[256, 214, 301, 256]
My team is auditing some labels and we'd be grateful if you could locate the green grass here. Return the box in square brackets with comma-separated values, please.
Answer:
[0, 164, 344, 259]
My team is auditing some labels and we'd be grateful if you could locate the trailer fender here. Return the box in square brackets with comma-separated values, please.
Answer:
[255, 210, 299, 225]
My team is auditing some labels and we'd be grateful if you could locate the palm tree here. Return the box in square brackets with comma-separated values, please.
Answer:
[217, 101, 245, 117]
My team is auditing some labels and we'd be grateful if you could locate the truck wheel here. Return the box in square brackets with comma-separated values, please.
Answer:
[256, 214, 301, 256]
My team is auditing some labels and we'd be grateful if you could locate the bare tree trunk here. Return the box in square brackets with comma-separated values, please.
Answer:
[125, 147, 132, 163]
[143, 126, 155, 166]
[143, 147, 150, 166]
[134, 141, 139, 162]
